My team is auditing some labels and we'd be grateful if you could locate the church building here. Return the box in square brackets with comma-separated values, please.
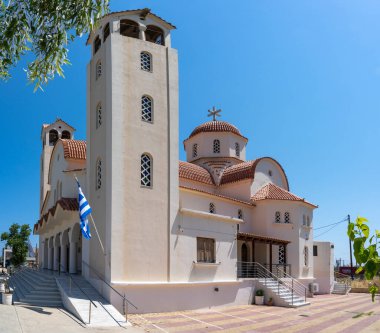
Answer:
[34, 9, 333, 313]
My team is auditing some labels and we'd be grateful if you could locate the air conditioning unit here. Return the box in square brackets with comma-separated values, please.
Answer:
[309, 283, 319, 293]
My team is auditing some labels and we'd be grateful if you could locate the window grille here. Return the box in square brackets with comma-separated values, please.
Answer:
[235, 142, 240, 157]
[141, 154, 152, 187]
[96, 60, 102, 80]
[197, 237, 215, 263]
[284, 212, 290, 224]
[213, 139, 220, 153]
[192, 144, 198, 158]
[279, 245, 286, 264]
[141, 95, 153, 122]
[275, 211, 281, 223]
[96, 159, 102, 190]
[209, 203, 215, 214]
[140, 52, 152, 72]
[238, 209, 243, 220]
[96, 103, 102, 129]
[304, 246, 309, 266]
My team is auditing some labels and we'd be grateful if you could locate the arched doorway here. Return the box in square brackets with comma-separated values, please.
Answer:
[241, 243, 248, 262]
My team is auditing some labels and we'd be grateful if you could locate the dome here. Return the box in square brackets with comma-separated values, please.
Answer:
[187, 121, 247, 140]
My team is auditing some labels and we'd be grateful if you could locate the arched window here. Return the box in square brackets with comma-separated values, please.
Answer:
[304, 246, 309, 266]
[141, 95, 153, 122]
[284, 212, 290, 224]
[213, 139, 220, 153]
[141, 154, 152, 187]
[96, 159, 102, 190]
[303, 215, 306, 226]
[96, 103, 102, 129]
[307, 216, 311, 227]
[96, 60, 102, 80]
[275, 211, 281, 223]
[209, 203, 215, 214]
[235, 142, 240, 157]
[192, 144, 198, 158]
[49, 130, 58, 146]
[279, 245, 286, 264]
[103, 23, 110, 42]
[145, 25, 165, 45]
[61, 130, 71, 139]
[120, 19, 139, 39]
[94, 35, 101, 54]
[238, 209, 243, 220]
[140, 52, 152, 72]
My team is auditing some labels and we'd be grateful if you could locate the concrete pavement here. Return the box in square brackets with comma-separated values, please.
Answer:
[0, 304, 143, 333]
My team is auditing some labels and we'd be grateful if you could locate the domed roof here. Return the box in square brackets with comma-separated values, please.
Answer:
[187, 121, 247, 140]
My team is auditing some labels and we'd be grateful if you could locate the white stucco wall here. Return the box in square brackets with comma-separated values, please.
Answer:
[313, 241, 334, 294]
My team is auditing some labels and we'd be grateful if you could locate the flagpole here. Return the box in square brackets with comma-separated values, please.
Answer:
[89, 213, 106, 256]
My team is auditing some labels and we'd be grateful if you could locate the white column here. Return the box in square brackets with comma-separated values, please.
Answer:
[48, 247, 53, 269]
[69, 242, 77, 274]
[139, 25, 146, 41]
[53, 246, 59, 271]
[61, 245, 67, 273]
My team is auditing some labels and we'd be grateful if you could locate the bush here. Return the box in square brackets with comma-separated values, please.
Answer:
[256, 289, 264, 296]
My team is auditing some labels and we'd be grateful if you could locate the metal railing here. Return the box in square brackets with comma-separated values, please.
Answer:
[334, 271, 352, 294]
[237, 261, 307, 305]
[82, 260, 137, 321]
[263, 264, 291, 276]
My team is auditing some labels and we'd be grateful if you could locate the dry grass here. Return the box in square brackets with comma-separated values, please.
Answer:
[351, 276, 380, 288]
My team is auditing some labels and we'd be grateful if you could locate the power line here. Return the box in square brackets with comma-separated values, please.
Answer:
[314, 217, 348, 230]
[314, 217, 348, 239]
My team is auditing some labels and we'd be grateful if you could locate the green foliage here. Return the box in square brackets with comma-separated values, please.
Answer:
[347, 217, 380, 301]
[0, 0, 109, 90]
[256, 289, 264, 296]
[1, 223, 31, 267]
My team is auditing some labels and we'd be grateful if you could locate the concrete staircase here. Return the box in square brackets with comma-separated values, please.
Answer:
[9, 268, 63, 307]
[56, 275, 129, 327]
[257, 278, 310, 308]
[332, 281, 351, 295]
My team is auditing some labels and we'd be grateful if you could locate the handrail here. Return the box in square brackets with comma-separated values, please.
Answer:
[237, 261, 307, 304]
[276, 266, 308, 296]
[82, 260, 137, 310]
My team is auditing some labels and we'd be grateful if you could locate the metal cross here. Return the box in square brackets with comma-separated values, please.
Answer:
[207, 106, 222, 121]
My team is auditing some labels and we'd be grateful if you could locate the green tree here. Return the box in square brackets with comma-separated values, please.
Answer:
[0, 0, 109, 90]
[347, 217, 380, 301]
[1, 223, 31, 267]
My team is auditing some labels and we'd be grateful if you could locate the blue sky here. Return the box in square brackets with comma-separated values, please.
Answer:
[1, 0, 379, 265]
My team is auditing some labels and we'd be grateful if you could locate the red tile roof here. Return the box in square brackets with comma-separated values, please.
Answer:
[238, 232, 290, 244]
[34, 198, 78, 234]
[220, 160, 258, 185]
[186, 121, 248, 141]
[179, 161, 215, 185]
[251, 183, 317, 207]
[61, 139, 87, 160]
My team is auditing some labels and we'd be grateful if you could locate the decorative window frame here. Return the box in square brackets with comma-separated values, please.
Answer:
[209, 203, 216, 214]
[96, 60, 102, 80]
[140, 51, 152, 72]
[213, 139, 220, 154]
[284, 212, 291, 224]
[96, 158, 102, 190]
[196, 237, 216, 263]
[141, 95, 153, 123]
[304, 246, 309, 267]
[275, 211, 281, 223]
[235, 142, 240, 157]
[141, 153, 153, 188]
[192, 143, 198, 158]
[96, 103, 102, 129]
[279, 245, 286, 264]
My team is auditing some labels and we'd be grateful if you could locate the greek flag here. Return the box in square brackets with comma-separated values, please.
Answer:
[76, 179, 92, 240]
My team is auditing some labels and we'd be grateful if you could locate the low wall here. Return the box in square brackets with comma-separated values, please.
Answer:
[110, 280, 256, 314]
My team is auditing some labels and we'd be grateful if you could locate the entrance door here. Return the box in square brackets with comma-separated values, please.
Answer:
[241, 243, 248, 262]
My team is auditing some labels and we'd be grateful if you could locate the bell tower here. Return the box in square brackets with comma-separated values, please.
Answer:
[40, 119, 75, 213]
[86, 9, 178, 282]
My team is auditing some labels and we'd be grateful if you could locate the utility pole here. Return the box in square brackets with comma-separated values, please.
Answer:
[348, 214, 354, 280]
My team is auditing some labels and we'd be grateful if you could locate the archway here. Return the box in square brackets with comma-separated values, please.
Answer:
[70, 223, 82, 274]
[241, 243, 248, 262]
[145, 25, 165, 45]
[120, 19, 139, 39]
[61, 229, 69, 272]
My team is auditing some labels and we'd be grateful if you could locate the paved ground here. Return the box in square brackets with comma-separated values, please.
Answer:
[0, 303, 143, 333]
[129, 294, 380, 333]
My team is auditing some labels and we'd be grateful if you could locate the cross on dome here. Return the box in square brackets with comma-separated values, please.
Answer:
[207, 106, 222, 121]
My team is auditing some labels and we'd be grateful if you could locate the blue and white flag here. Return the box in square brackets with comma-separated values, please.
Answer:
[76, 179, 92, 240]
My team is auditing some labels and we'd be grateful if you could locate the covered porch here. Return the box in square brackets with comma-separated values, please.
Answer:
[237, 232, 291, 277]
